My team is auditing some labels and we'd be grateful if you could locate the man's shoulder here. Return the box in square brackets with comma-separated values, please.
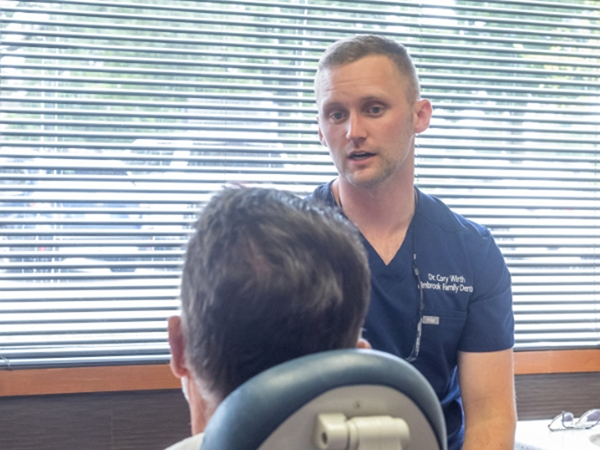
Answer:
[164, 433, 204, 450]
[305, 181, 335, 205]
[417, 189, 492, 243]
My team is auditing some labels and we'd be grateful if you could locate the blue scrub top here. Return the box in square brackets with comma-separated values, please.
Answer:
[309, 183, 514, 450]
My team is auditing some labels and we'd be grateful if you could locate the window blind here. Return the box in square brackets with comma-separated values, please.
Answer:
[1, 0, 599, 368]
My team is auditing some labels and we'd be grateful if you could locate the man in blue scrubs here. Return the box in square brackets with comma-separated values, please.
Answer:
[310, 35, 516, 450]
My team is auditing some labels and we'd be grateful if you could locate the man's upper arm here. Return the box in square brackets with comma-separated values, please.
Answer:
[459, 229, 514, 352]
[458, 230, 516, 448]
[458, 349, 516, 450]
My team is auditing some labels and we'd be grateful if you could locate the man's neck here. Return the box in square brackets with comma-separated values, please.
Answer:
[332, 176, 416, 265]
[189, 377, 220, 435]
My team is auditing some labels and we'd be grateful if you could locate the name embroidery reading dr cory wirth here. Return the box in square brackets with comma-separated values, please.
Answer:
[420, 273, 474, 293]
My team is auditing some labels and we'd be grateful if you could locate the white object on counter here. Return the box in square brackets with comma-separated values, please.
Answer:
[515, 420, 600, 450]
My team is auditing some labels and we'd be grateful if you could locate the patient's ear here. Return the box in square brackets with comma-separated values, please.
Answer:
[168, 315, 189, 379]
[357, 338, 371, 349]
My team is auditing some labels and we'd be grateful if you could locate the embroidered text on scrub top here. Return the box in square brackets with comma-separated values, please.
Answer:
[420, 273, 474, 293]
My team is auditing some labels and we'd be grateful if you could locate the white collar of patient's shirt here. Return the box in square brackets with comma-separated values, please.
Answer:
[164, 432, 204, 450]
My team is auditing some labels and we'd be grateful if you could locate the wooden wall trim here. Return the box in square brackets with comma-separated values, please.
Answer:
[513, 349, 600, 375]
[0, 364, 180, 397]
[1, 349, 599, 397]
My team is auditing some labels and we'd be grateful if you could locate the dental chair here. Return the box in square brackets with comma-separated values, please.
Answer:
[201, 349, 447, 450]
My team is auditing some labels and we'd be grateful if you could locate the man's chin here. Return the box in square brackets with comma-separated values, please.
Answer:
[343, 172, 388, 190]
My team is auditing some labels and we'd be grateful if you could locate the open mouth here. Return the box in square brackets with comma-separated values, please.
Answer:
[349, 152, 375, 160]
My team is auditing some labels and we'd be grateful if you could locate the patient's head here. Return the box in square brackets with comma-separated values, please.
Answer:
[168, 187, 370, 432]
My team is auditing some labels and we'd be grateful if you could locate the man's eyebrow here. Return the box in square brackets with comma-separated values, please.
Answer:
[320, 100, 344, 111]
[319, 94, 388, 111]
[360, 95, 387, 103]
[326, 94, 387, 105]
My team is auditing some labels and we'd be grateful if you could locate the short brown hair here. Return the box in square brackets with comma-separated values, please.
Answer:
[180, 188, 370, 400]
[316, 34, 420, 103]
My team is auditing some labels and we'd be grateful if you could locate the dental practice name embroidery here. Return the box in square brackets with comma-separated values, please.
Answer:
[420, 273, 473, 293]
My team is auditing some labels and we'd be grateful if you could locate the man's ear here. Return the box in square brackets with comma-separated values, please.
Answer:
[357, 338, 371, 349]
[168, 315, 189, 379]
[317, 115, 328, 147]
[413, 98, 432, 134]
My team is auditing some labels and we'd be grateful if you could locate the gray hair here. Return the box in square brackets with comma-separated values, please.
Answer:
[180, 187, 370, 400]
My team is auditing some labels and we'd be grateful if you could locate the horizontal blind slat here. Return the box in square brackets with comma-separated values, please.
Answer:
[5, 4, 599, 33]
[6, 17, 600, 50]
[34, 0, 600, 20]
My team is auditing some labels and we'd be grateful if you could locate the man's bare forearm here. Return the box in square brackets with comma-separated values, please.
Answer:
[462, 409, 516, 450]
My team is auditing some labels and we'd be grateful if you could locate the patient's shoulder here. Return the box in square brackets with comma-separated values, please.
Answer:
[164, 432, 204, 450]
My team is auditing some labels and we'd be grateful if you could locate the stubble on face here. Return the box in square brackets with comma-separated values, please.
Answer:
[316, 56, 417, 191]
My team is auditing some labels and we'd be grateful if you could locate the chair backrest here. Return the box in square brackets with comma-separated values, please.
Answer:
[201, 349, 447, 450]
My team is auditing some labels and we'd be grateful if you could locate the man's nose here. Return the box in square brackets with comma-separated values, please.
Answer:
[346, 112, 367, 142]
